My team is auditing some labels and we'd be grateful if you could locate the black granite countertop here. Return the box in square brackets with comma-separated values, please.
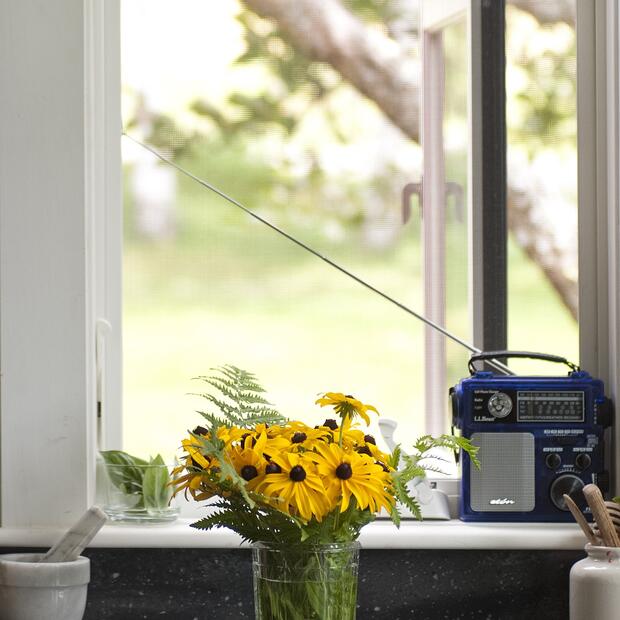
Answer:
[1, 547, 583, 619]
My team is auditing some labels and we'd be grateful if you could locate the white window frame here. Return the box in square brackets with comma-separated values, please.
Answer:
[421, 0, 471, 436]
[0, 0, 121, 528]
[1, 0, 619, 541]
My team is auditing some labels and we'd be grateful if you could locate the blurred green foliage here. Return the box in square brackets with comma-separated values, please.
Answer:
[120, 1, 580, 457]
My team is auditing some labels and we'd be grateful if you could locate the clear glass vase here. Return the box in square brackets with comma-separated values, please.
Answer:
[252, 541, 360, 620]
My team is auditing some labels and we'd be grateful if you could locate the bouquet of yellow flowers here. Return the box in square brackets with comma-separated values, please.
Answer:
[173, 366, 478, 619]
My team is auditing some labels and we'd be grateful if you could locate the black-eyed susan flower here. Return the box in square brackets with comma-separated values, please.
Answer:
[315, 392, 378, 426]
[181, 436, 211, 469]
[227, 432, 270, 488]
[172, 452, 220, 502]
[253, 451, 330, 522]
[316, 443, 393, 513]
[217, 425, 246, 446]
[283, 422, 331, 451]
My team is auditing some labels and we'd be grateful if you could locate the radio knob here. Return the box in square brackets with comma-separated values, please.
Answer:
[487, 392, 512, 418]
[575, 453, 592, 471]
[545, 453, 562, 470]
[550, 474, 585, 511]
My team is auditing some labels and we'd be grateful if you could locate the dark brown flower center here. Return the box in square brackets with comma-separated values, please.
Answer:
[240, 465, 258, 481]
[192, 426, 208, 436]
[265, 462, 282, 475]
[336, 462, 353, 480]
[241, 433, 257, 448]
[364, 434, 376, 445]
[289, 465, 307, 482]
[291, 432, 307, 444]
[323, 419, 338, 430]
[357, 446, 372, 457]
[191, 456, 207, 469]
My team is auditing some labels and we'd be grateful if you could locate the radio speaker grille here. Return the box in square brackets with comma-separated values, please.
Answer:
[470, 432, 535, 512]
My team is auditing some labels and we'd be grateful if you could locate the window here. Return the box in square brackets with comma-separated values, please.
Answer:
[1, 0, 618, 529]
[118, 0, 585, 465]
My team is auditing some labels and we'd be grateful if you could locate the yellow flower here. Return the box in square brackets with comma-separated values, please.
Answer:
[283, 422, 331, 451]
[227, 432, 269, 488]
[172, 453, 220, 502]
[354, 433, 392, 466]
[237, 427, 289, 459]
[217, 426, 246, 446]
[315, 392, 378, 426]
[253, 451, 330, 522]
[316, 443, 393, 513]
[181, 436, 211, 469]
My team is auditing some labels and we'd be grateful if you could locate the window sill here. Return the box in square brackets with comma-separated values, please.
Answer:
[0, 518, 586, 550]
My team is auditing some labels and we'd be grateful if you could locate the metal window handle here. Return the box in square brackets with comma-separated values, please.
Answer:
[402, 180, 423, 224]
[401, 179, 464, 223]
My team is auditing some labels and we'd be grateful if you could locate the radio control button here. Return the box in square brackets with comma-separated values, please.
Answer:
[550, 474, 585, 511]
[574, 453, 591, 471]
[487, 392, 512, 418]
[545, 453, 562, 470]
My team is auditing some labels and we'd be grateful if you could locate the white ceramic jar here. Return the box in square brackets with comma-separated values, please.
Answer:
[570, 544, 620, 620]
[0, 553, 90, 620]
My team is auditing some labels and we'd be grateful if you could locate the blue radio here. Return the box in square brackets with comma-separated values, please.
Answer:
[452, 351, 612, 522]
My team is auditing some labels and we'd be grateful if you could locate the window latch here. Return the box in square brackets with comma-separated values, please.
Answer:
[402, 179, 423, 224]
[95, 318, 112, 450]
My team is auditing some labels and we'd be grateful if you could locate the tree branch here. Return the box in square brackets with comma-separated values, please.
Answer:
[242, 0, 420, 142]
[240, 0, 579, 319]
[509, 0, 575, 27]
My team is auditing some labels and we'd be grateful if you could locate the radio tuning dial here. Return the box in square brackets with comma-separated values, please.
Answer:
[487, 392, 512, 418]
[550, 474, 586, 511]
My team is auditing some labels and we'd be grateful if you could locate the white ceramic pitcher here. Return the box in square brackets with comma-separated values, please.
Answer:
[570, 544, 620, 620]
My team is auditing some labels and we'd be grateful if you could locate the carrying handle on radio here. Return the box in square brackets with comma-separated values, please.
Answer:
[468, 351, 580, 375]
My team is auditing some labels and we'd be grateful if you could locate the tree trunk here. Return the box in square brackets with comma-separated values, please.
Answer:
[242, 0, 579, 320]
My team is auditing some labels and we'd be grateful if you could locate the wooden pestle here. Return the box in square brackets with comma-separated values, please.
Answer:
[563, 494, 599, 545]
[582, 484, 620, 547]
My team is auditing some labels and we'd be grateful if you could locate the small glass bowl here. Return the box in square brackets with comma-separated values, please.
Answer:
[97, 455, 180, 524]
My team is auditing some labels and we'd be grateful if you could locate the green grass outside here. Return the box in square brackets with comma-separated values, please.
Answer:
[122, 165, 578, 460]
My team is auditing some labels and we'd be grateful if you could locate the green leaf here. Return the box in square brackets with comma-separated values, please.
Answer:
[100, 450, 147, 495]
[142, 454, 172, 510]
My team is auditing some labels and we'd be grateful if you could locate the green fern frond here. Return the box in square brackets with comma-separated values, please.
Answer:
[194, 365, 285, 429]
[191, 497, 303, 544]
[412, 434, 480, 469]
[196, 410, 228, 429]
[389, 503, 402, 528]
[395, 482, 422, 520]
[388, 445, 402, 470]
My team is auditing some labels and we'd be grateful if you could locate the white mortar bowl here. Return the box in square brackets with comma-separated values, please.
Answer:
[0, 553, 90, 620]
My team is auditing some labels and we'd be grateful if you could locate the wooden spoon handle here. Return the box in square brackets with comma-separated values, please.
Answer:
[583, 484, 620, 547]
[563, 494, 599, 545]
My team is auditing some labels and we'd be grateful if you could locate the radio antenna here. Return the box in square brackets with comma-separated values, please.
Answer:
[123, 133, 513, 376]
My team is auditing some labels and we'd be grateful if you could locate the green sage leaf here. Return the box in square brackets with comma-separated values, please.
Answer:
[100, 450, 147, 496]
[143, 454, 172, 510]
